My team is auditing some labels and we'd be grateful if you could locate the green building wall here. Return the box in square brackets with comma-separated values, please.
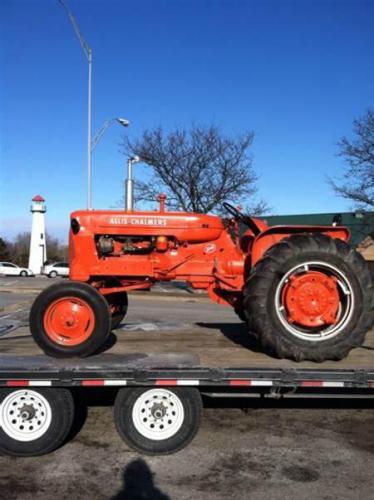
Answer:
[263, 211, 374, 247]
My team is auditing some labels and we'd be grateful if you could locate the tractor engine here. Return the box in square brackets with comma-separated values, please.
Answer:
[68, 200, 247, 302]
[96, 234, 158, 256]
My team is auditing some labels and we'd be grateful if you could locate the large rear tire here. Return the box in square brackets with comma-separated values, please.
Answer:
[30, 281, 111, 358]
[243, 233, 374, 362]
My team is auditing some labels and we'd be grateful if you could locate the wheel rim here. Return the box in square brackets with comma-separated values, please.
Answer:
[0, 390, 52, 442]
[43, 296, 95, 346]
[275, 261, 354, 342]
[132, 389, 184, 441]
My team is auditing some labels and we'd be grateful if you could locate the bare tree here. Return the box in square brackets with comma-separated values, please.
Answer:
[11, 232, 31, 267]
[5, 232, 68, 267]
[0, 237, 10, 261]
[122, 125, 268, 214]
[46, 233, 69, 263]
[330, 109, 374, 208]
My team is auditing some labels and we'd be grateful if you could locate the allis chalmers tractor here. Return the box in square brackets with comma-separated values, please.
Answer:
[30, 195, 374, 361]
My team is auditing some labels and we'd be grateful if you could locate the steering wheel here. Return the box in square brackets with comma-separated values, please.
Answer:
[222, 202, 247, 223]
[222, 202, 261, 235]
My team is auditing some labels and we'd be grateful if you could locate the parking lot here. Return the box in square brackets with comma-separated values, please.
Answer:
[0, 277, 374, 499]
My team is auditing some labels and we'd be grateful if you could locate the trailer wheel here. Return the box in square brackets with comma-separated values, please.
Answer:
[0, 388, 74, 457]
[114, 387, 202, 455]
[106, 292, 128, 330]
[30, 281, 111, 357]
[243, 233, 374, 361]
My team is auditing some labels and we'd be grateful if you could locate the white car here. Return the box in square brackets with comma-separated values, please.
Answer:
[41, 262, 69, 278]
[0, 262, 33, 277]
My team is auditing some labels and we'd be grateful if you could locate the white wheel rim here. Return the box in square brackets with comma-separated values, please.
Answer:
[0, 390, 52, 442]
[132, 389, 184, 441]
[274, 261, 355, 342]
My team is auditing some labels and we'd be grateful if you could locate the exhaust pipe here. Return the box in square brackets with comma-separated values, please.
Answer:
[125, 156, 140, 211]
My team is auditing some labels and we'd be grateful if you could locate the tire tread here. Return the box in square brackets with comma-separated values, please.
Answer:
[243, 233, 374, 362]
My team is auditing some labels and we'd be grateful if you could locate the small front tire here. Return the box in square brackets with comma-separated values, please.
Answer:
[114, 387, 202, 455]
[0, 388, 74, 457]
[30, 281, 111, 357]
[20, 271, 27, 277]
[49, 271, 58, 278]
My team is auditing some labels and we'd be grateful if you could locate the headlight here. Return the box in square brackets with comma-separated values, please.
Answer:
[71, 218, 80, 235]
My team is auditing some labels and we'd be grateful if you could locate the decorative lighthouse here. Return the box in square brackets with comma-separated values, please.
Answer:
[29, 195, 47, 275]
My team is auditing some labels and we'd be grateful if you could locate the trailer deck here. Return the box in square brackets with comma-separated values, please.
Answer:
[0, 353, 374, 392]
[1, 319, 374, 392]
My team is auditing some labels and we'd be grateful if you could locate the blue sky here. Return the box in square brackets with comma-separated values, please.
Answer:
[1, 0, 374, 242]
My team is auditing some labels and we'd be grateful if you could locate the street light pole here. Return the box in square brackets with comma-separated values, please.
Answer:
[58, 0, 93, 209]
[89, 117, 130, 206]
[91, 118, 130, 152]
[87, 49, 92, 209]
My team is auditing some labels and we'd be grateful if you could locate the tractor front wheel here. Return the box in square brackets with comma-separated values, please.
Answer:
[243, 233, 374, 362]
[30, 281, 111, 358]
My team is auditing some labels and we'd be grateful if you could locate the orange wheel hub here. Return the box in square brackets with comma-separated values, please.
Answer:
[43, 297, 95, 346]
[283, 271, 340, 328]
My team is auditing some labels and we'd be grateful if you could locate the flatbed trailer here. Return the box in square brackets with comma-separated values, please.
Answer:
[0, 350, 374, 457]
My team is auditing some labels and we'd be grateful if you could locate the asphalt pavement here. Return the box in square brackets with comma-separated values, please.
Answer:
[0, 278, 374, 499]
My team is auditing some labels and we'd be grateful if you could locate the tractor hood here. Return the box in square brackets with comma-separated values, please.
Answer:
[71, 210, 225, 244]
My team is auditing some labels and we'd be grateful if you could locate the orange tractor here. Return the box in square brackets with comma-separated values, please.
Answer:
[30, 195, 373, 361]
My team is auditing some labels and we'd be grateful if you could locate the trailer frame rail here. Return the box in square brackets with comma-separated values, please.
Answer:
[1, 367, 374, 390]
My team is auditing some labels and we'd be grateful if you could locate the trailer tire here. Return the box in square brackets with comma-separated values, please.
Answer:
[0, 388, 74, 457]
[30, 281, 111, 358]
[106, 292, 128, 330]
[243, 233, 374, 362]
[114, 387, 202, 455]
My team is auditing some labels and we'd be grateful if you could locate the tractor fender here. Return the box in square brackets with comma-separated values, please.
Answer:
[251, 225, 350, 266]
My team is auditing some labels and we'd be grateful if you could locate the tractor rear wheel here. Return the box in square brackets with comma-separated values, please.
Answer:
[30, 281, 111, 358]
[234, 306, 247, 322]
[106, 292, 128, 330]
[243, 233, 374, 362]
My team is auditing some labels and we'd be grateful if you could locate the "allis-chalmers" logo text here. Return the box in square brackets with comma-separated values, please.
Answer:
[109, 217, 167, 226]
